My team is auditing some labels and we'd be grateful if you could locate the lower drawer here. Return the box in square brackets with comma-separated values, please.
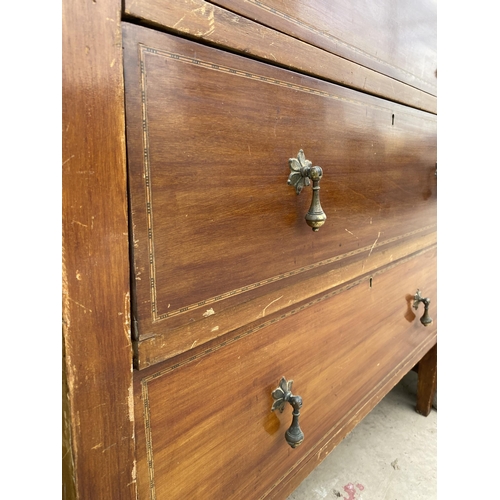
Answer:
[134, 246, 437, 500]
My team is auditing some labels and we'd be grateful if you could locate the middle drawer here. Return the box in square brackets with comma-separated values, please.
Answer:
[122, 23, 437, 367]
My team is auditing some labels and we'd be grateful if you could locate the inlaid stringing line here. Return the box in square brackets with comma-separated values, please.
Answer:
[139, 45, 160, 322]
[139, 42, 436, 322]
[141, 380, 157, 499]
[258, 332, 437, 500]
[153, 222, 435, 321]
[137, 37, 436, 495]
[140, 45, 437, 122]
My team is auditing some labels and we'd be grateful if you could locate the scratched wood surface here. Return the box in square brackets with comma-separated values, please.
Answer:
[134, 248, 437, 500]
[62, 0, 136, 497]
[123, 23, 437, 366]
[210, 0, 437, 96]
[123, 0, 436, 113]
[135, 230, 436, 368]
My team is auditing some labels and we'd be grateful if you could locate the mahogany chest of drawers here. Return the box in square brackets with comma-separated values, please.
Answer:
[63, 1, 437, 498]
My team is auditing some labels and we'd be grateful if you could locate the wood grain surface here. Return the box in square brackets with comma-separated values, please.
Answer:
[123, 0, 436, 113]
[210, 0, 437, 96]
[123, 23, 437, 366]
[62, 1, 437, 497]
[62, 0, 136, 497]
[415, 342, 437, 416]
[134, 247, 437, 499]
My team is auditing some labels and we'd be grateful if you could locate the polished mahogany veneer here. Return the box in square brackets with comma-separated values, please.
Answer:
[210, 0, 437, 95]
[134, 248, 437, 499]
[63, 1, 437, 498]
[123, 23, 436, 367]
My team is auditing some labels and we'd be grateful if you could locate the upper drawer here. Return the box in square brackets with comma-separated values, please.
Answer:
[123, 23, 436, 367]
[209, 0, 437, 96]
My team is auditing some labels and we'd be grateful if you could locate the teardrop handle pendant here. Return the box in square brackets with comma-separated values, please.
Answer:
[271, 376, 304, 448]
[288, 150, 327, 231]
[413, 289, 433, 327]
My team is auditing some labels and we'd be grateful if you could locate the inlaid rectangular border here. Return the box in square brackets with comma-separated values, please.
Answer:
[138, 43, 436, 324]
[139, 244, 436, 498]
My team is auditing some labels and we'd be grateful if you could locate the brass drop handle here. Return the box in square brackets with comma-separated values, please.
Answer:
[288, 150, 327, 231]
[271, 376, 304, 448]
[413, 289, 433, 327]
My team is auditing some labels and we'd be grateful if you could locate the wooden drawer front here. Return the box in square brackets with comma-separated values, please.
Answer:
[123, 23, 436, 367]
[135, 247, 437, 500]
[209, 0, 437, 96]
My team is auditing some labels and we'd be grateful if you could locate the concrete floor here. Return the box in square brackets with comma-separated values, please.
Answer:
[287, 370, 437, 500]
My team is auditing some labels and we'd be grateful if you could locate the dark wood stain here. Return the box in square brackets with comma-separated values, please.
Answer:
[124, 0, 436, 113]
[123, 23, 436, 365]
[134, 248, 437, 499]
